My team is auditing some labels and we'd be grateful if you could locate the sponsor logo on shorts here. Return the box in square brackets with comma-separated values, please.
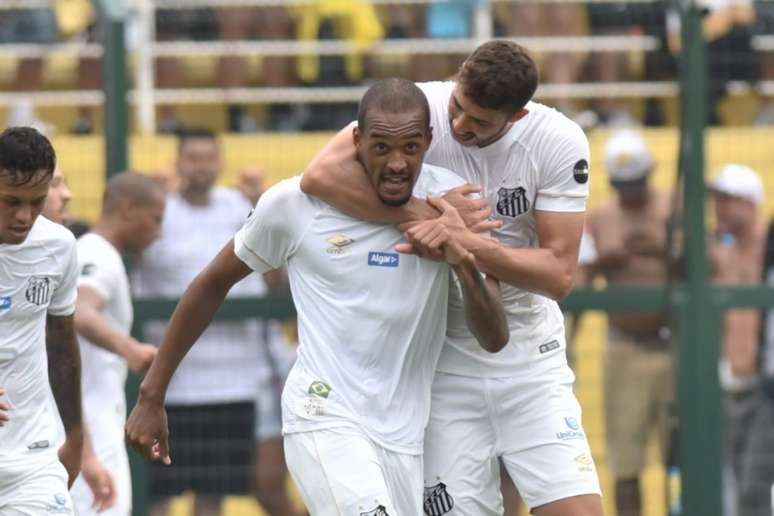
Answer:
[27, 440, 50, 450]
[368, 252, 399, 267]
[308, 381, 331, 398]
[44, 493, 72, 514]
[574, 453, 594, 472]
[573, 159, 589, 184]
[326, 235, 355, 255]
[360, 505, 389, 516]
[556, 416, 586, 441]
[424, 482, 454, 516]
[539, 339, 560, 354]
[25, 276, 51, 306]
[0, 296, 11, 310]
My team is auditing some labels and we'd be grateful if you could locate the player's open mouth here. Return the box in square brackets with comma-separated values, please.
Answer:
[381, 175, 410, 193]
[8, 227, 29, 236]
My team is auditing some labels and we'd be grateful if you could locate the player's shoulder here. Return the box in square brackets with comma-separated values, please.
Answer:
[414, 164, 465, 198]
[523, 101, 588, 149]
[28, 216, 76, 252]
[257, 175, 320, 211]
[76, 232, 118, 260]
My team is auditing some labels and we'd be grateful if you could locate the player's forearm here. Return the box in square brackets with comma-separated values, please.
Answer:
[75, 307, 135, 359]
[464, 236, 576, 300]
[303, 158, 432, 224]
[139, 273, 231, 404]
[46, 314, 83, 438]
[454, 260, 508, 353]
[724, 309, 761, 377]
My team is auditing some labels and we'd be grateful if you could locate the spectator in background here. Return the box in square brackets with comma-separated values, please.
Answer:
[131, 128, 279, 516]
[412, 0, 481, 82]
[154, 8, 219, 133]
[290, 1, 384, 130]
[667, 0, 756, 125]
[584, 2, 668, 126]
[1, 7, 59, 132]
[70, 172, 165, 516]
[495, 2, 585, 117]
[734, 219, 774, 515]
[583, 130, 676, 516]
[709, 164, 766, 516]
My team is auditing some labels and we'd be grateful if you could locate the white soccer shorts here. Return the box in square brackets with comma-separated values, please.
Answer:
[0, 458, 74, 515]
[423, 362, 602, 514]
[284, 425, 423, 516]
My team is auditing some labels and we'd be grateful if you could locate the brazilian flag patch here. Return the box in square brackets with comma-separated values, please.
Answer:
[308, 381, 332, 398]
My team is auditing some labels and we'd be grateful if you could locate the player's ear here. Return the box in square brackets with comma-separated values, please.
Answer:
[509, 108, 529, 123]
[353, 125, 362, 149]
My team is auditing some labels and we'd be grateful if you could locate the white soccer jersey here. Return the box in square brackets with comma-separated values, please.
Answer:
[418, 81, 590, 377]
[234, 166, 464, 455]
[76, 233, 132, 459]
[0, 217, 78, 479]
[132, 187, 268, 404]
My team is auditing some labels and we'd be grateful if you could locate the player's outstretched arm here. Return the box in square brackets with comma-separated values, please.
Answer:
[46, 313, 84, 487]
[300, 125, 437, 223]
[75, 286, 157, 375]
[125, 239, 252, 463]
[461, 210, 586, 300]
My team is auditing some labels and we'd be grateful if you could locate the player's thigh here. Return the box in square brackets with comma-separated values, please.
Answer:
[423, 372, 501, 516]
[378, 446, 423, 516]
[1, 461, 74, 515]
[284, 427, 400, 515]
[496, 369, 601, 512]
[604, 339, 653, 477]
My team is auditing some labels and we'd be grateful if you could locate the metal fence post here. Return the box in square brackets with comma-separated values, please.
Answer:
[98, 0, 128, 177]
[677, 1, 723, 514]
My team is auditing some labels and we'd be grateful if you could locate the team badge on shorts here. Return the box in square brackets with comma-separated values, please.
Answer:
[424, 482, 454, 516]
[360, 504, 389, 516]
[25, 276, 51, 306]
[496, 187, 530, 218]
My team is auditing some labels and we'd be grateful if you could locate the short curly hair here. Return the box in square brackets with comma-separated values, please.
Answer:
[457, 40, 539, 114]
[0, 127, 56, 186]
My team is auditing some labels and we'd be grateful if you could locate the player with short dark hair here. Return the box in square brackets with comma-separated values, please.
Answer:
[301, 41, 604, 516]
[70, 172, 166, 516]
[126, 78, 508, 515]
[0, 126, 83, 514]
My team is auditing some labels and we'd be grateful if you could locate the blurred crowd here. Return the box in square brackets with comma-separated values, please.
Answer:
[4, 0, 774, 133]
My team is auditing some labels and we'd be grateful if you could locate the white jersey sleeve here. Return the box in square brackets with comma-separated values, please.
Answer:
[77, 239, 116, 301]
[234, 176, 318, 273]
[534, 121, 590, 213]
[47, 232, 78, 316]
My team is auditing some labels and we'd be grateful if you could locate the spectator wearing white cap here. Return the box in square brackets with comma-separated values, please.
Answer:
[582, 129, 677, 516]
[709, 163, 768, 516]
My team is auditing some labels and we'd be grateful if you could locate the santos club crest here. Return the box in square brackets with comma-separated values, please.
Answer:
[424, 482, 454, 516]
[360, 505, 388, 516]
[496, 187, 530, 218]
